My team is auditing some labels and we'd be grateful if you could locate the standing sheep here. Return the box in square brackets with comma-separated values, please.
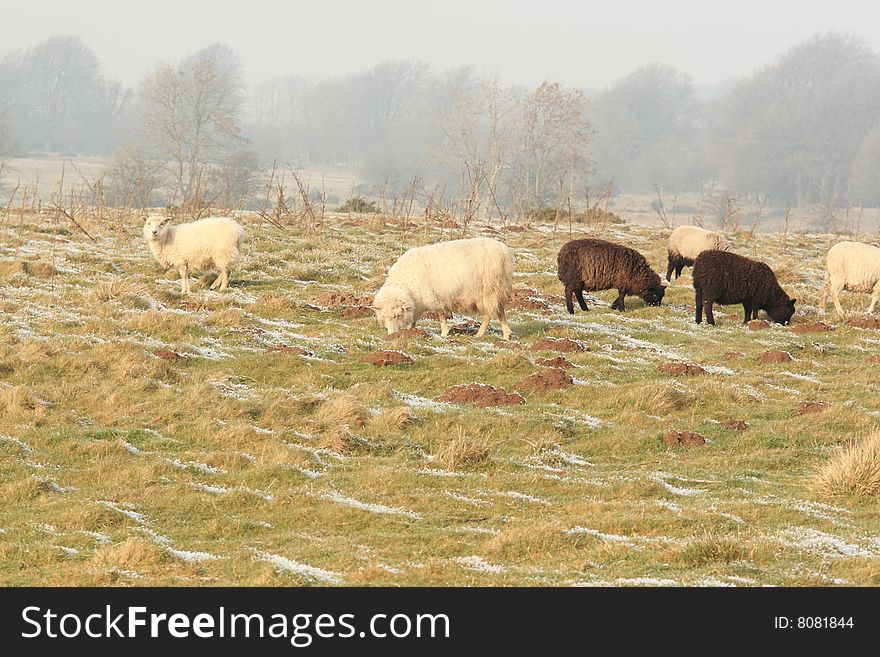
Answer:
[666, 225, 730, 281]
[818, 241, 880, 317]
[371, 237, 513, 340]
[692, 250, 796, 325]
[142, 215, 245, 294]
[556, 238, 666, 313]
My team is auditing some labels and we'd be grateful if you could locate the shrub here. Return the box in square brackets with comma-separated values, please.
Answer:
[338, 197, 379, 214]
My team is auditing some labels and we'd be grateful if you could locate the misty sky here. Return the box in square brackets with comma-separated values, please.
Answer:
[6, 0, 879, 90]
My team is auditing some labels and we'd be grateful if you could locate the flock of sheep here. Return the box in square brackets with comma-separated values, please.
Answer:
[140, 214, 880, 337]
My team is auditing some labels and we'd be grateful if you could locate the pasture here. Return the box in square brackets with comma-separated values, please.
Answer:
[1, 212, 879, 586]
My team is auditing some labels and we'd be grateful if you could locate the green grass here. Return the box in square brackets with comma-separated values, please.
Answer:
[0, 213, 879, 586]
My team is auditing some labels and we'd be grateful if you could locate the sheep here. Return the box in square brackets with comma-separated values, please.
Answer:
[818, 241, 880, 317]
[142, 215, 245, 294]
[666, 225, 730, 281]
[556, 238, 666, 313]
[371, 237, 513, 340]
[692, 250, 796, 325]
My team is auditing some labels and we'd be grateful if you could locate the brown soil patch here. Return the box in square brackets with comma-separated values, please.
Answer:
[797, 401, 830, 415]
[531, 337, 585, 353]
[268, 345, 313, 357]
[516, 368, 574, 392]
[312, 291, 373, 317]
[361, 350, 413, 366]
[662, 430, 707, 447]
[436, 383, 525, 407]
[387, 328, 429, 340]
[658, 362, 706, 376]
[449, 320, 481, 335]
[747, 319, 770, 331]
[340, 306, 373, 319]
[722, 419, 748, 431]
[758, 350, 792, 364]
[153, 349, 189, 361]
[503, 225, 526, 233]
[509, 287, 551, 312]
[791, 322, 832, 334]
[535, 356, 574, 369]
[849, 316, 880, 329]
[178, 300, 210, 312]
[867, 355, 880, 365]
[722, 351, 744, 361]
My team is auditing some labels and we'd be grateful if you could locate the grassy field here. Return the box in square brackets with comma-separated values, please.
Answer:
[1, 211, 879, 587]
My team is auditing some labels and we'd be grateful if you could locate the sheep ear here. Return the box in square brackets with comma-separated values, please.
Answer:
[160, 217, 171, 225]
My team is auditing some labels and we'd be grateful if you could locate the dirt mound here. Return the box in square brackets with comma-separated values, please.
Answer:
[531, 337, 585, 353]
[722, 419, 748, 431]
[387, 328, 429, 340]
[747, 319, 770, 331]
[509, 287, 551, 312]
[361, 350, 413, 366]
[153, 349, 189, 361]
[658, 362, 706, 376]
[312, 291, 373, 317]
[516, 368, 573, 392]
[797, 401, 830, 415]
[535, 356, 574, 369]
[449, 320, 480, 335]
[268, 345, 313, 357]
[791, 322, 832, 334]
[662, 430, 706, 447]
[758, 350, 792, 364]
[849, 316, 880, 329]
[503, 224, 526, 233]
[436, 383, 525, 407]
[722, 351, 744, 361]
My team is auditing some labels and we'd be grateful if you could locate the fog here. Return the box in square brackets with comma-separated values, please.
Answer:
[2, 1, 880, 229]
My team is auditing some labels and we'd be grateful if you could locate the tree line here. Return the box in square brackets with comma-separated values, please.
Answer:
[2, 32, 880, 217]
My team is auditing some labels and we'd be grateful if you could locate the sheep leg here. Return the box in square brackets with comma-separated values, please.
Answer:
[868, 282, 880, 313]
[831, 284, 845, 317]
[752, 307, 760, 320]
[178, 264, 189, 294]
[498, 308, 511, 341]
[695, 288, 703, 324]
[476, 314, 490, 337]
[218, 270, 230, 292]
[742, 301, 752, 324]
[703, 300, 715, 325]
[574, 289, 589, 311]
[676, 264, 684, 279]
[612, 291, 625, 311]
[666, 259, 675, 282]
[209, 271, 221, 290]
[439, 315, 450, 338]
[564, 286, 576, 314]
[818, 275, 829, 316]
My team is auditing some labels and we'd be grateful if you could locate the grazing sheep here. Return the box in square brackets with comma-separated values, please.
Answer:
[693, 250, 795, 325]
[372, 237, 513, 340]
[556, 238, 666, 313]
[666, 225, 730, 281]
[142, 215, 245, 294]
[818, 241, 880, 317]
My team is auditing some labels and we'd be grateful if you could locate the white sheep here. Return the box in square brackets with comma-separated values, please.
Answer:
[142, 215, 245, 294]
[819, 241, 880, 316]
[666, 225, 730, 281]
[372, 237, 513, 340]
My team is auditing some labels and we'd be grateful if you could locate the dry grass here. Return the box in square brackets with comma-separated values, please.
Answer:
[813, 432, 880, 496]
[431, 429, 491, 471]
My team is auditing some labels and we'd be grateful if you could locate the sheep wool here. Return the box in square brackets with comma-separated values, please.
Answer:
[666, 225, 730, 281]
[819, 241, 880, 317]
[142, 215, 245, 294]
[692, 250, 795, 325]
[556, 238, 665, 313]
[372, 237, 513, 340]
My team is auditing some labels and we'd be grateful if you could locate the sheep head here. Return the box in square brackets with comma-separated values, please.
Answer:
[767, 298, 797, 325]
[371, 286, 415, 335]
[142, 215, 172, 242]
[641, 283, 666, 307]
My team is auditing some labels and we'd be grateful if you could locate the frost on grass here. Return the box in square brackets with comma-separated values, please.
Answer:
[318, 490, 422, 520]
[650, 472, 707, 497]
[454, 555, 505, 574]
[253, 550, 343, 584]
[97, 501, 147, 524]
[775, 527, 877, 559]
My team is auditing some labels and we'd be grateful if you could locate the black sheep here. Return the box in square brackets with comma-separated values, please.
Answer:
[692, 250, 796, 325]
[557, 238, 666, 313]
